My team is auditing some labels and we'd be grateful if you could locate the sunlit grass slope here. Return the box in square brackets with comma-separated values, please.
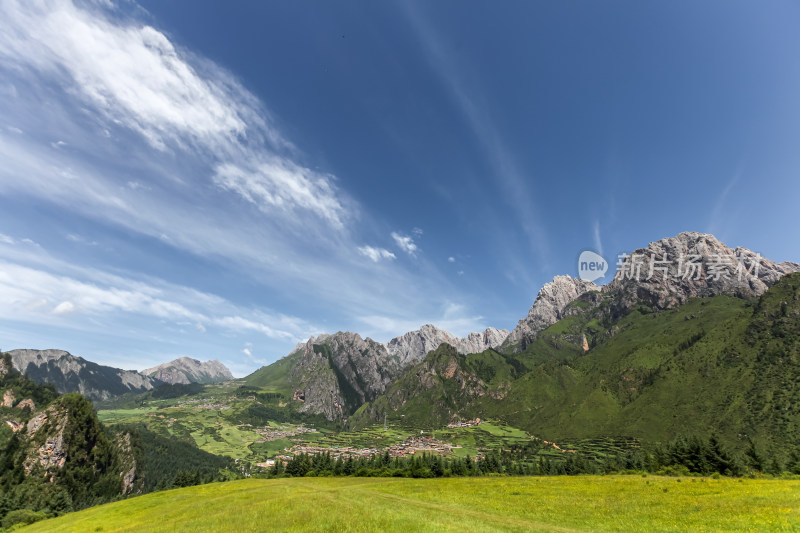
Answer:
[22, 476, 800, 532]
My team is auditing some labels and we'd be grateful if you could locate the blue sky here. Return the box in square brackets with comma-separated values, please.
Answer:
[1, 0, 798, 376]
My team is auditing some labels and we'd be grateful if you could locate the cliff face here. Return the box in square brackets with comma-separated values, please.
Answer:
[9, 349, 159, 402]
[386, 325, 509, 364]
[142, 357, 233, 385]
[289, 332, 402, 420]
[503, 275, 599, 350]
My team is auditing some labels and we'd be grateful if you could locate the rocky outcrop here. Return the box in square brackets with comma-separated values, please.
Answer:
[8, 349, 160, 402]
[24, 404, 67, 475]
[457, 327, 510, 354]
[142, 357, 234, 385]
[16, 398, 35, 411]
[0, 357, 8, 377]
[2, 389, 14, 407]
[387, 325, 509, 364]
[504, 275, 600, 350]
[288, 332, 402, 421]
[116, 432, 138, 495]
[604, 232, 800, 315]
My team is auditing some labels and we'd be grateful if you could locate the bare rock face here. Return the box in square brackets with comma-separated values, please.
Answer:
[2, 389, 14, 408]
[142, 357, 234, 385]
[24, 404, 67, 475]
[386, 325, 509, 364]
[289, 332, 402, 420]
[116, 432, 138, 495]
[504, 275, 600, 349]
[387, 325, 457, 365]
[8, 349, 159, 401]
[16, 398, 35, 411]
[456, 327, 510, 355]
[0, 357, 7, 377]
[604, 232, 800, 314]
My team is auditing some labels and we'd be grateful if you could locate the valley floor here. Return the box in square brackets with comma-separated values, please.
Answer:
[20, 475, 800, 532]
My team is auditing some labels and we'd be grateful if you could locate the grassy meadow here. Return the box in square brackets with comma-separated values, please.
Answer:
[21, 475, 800, 532]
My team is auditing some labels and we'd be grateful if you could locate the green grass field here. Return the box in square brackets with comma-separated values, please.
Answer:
[21, 475, 800, 532]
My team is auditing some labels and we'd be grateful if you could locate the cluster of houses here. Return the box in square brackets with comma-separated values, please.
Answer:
[446, 418, 482, 428]
[384, 436, 458, 457]
[263, 435, 461, 467]
[175, 397, 231, 410]
[253, 424, 317, 442]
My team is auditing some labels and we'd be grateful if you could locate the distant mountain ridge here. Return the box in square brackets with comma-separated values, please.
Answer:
[386, 325, 509, 365]
[8, 349, 160, 402]
[142, 357, 233, 385]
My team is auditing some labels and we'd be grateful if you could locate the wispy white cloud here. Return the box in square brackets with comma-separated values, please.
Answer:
[400, 4, 549, 281]
[66, 233, 98, 246]
[213, 160, 348, 229]
[52, 300, 76, 314]
[0, 0, 251, 153]
[241, 342, 268, 365]
[358, 245, 396, 262]
[0, 255, 315, 343]
[391, 232, 418, 256]
[707, 164, 743, 238]
[126, 180, 150, 191]
[447, 256, 455, 263]
[593, 220, 604, 257]
[0, 0, 348, 230]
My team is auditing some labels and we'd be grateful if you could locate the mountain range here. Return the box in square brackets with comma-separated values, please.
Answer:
[240, 231, 800, 451]
[142, 357, 234, 385]
[5, 351, 233, 401]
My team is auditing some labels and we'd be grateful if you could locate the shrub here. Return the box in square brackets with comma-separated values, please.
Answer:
[2, 508, 48, 528]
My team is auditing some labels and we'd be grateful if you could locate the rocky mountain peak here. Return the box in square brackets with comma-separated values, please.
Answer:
[8, 349, 159, 402]
[288, 331, 402, 420]
[604, 231, 800, 313]
[504, 275, 600, 349]
[386, 325, 509, 364]
[142, 357, 233, 385]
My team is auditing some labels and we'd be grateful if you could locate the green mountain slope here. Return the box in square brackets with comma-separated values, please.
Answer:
[354, 274, 800, 453]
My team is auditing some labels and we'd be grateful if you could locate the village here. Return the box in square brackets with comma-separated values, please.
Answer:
[254, 434, 472, 469]
[175, 397, 231, 410]
[446, 418, 482, 428]
[235, 423, 317, 442]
